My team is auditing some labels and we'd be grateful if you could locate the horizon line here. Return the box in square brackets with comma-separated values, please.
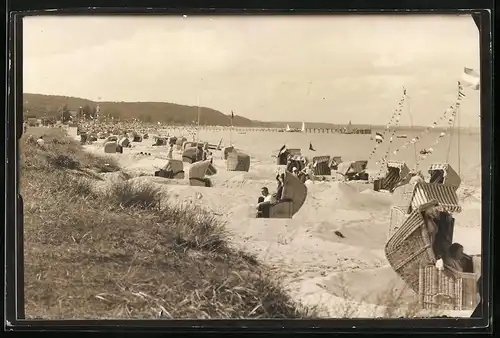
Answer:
[23, 92, 481, 130]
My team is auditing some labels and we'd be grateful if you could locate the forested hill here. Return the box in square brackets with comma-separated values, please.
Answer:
[22, 93, 256, 127]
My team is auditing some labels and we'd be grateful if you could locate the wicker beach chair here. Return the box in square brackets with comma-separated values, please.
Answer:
[266, 170, 308, 219]
[382, 161, 411, 192]
[329, 156, 343, 171]
[188, 160, 212, 187]
[428, 163, 461, 190]
[154, 159, 185, 179]
[385, 200, 479, 310]
[182, 146, 198, 164]
[104, 141, 117, 153]
[223, 146, 235, 160]
[312, 156, 332, 176]
[227, 151, 251, 172]
[418, 255, 481, 310]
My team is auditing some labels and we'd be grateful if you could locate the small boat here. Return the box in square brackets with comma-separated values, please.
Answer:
[397, 135, 408, 139]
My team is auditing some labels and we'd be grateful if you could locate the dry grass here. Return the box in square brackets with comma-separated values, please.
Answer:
[21, 127, 312, 319]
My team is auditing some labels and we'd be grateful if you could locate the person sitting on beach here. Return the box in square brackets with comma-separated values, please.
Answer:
[256, 187, 276, 218]
[36, 136, 45, 148]
[443, 243, 465, 272]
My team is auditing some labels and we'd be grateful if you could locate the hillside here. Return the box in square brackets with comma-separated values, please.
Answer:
[23, 93, 470, 133]
[23, 94, 256, 127]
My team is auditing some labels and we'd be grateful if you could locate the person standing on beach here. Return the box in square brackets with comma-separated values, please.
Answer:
[168, 144, 174, 159]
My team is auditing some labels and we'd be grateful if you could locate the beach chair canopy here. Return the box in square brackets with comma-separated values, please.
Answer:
[227, 151, 251, 172]
[189, 160, 211, 180]
[428, 163, 461, 188]
[410, 182, 462, 213]
[385, 201, 454, 292]
[281, 170, 308, 215]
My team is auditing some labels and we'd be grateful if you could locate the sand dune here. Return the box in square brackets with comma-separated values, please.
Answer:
[75, 129, 481, 318]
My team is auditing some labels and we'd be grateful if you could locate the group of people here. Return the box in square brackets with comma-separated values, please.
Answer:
[256, 173, 286, 218]
[423, 203, 469, 273]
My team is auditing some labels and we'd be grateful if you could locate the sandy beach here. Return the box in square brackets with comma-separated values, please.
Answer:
[71, 126, 481, 318]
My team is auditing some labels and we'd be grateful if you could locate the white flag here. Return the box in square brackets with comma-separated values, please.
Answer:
[461, 67, 480, 90]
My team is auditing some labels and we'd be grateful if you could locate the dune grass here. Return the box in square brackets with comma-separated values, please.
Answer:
[21, 127, 314, 319]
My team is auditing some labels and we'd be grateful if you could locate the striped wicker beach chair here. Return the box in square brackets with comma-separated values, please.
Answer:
[409, 182, 462, 214]
[428, 163, 461, 190]
[312, 156, 332, 176]
[382, 161, 411, 192]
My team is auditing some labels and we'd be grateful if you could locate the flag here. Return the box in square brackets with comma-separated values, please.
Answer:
[309, 142, 316, 151]
[461, 67, 480, 90]
[277, 144, 286, 157]
[375, 132, 384, 143]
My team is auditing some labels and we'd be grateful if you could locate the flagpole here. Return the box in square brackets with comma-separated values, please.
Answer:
[196, 94, 200, 143]
[230, 111, 234, 146]
[404, 88, 418, 170]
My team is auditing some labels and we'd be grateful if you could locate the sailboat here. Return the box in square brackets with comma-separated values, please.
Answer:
[301, 122, 306, 133]
[285, 124, 292, 132]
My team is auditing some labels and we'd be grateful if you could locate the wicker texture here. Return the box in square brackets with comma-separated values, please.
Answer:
[392, 182, 418, 213]
[388, 206, 408, 241]
[223, 146, 235, 160]
[385, 202, 438, 292]
[418, 257, 481, 310]
[226, 152, 251, 172]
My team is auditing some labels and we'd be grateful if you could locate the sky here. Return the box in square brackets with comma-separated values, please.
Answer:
[23, 14, 481, 126]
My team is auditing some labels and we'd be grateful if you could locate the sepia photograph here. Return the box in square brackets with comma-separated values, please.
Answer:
[21, 14, 482, 320]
